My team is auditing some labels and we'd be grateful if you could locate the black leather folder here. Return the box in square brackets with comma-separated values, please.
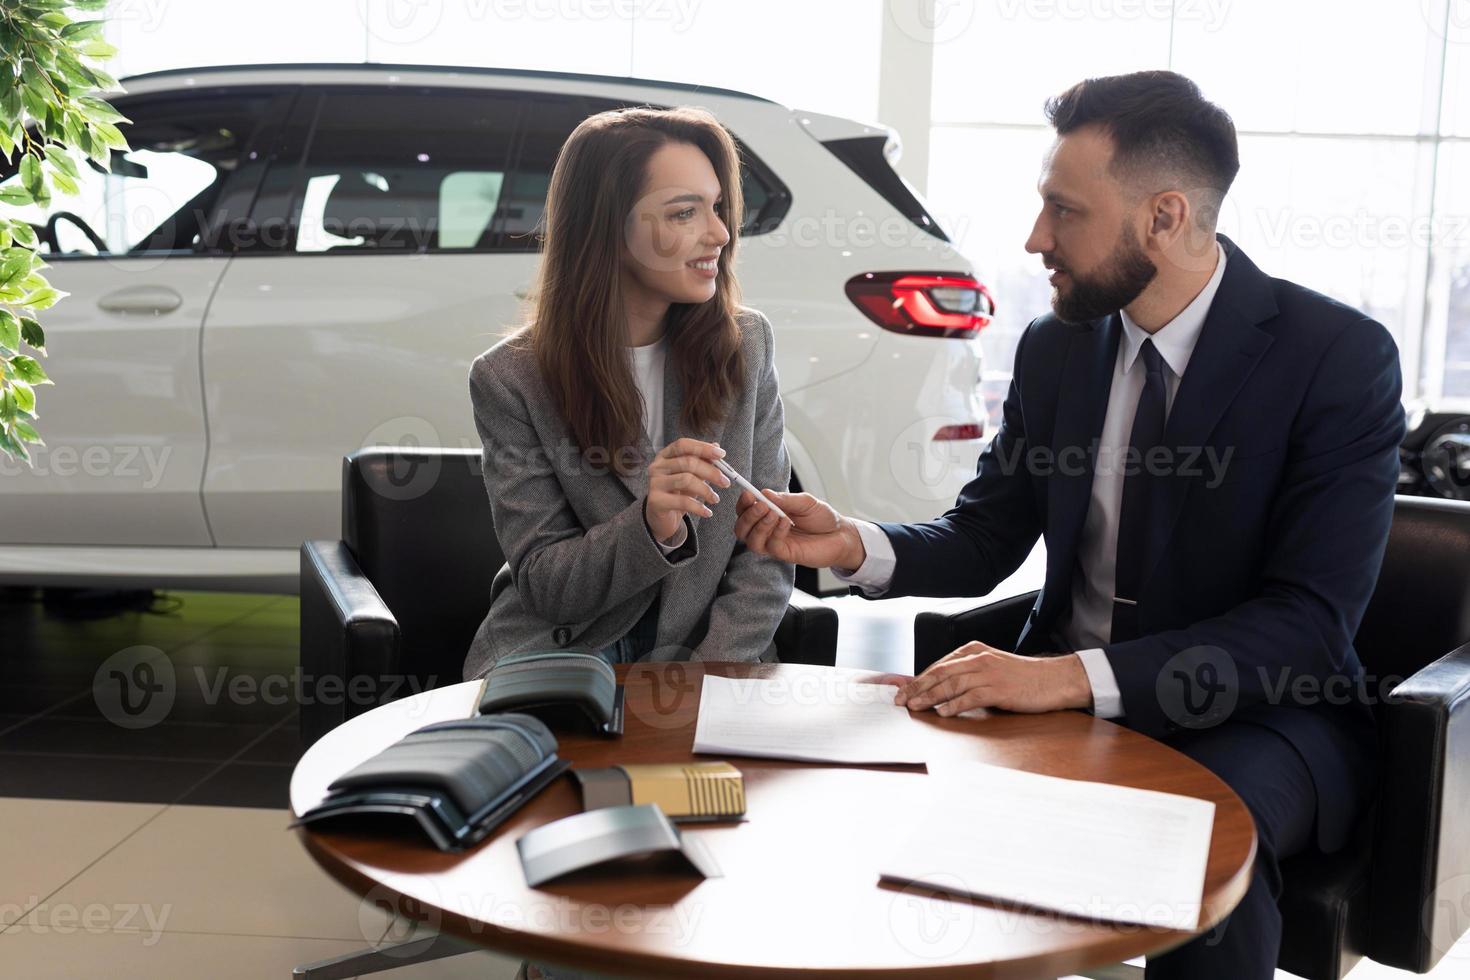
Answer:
[291, 714, 569, 851]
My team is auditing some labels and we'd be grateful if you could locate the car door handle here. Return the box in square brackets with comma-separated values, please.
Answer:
[97, 285, 184, 315]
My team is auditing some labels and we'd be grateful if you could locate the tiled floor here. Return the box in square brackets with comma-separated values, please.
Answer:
[1, 568, 1466, 978]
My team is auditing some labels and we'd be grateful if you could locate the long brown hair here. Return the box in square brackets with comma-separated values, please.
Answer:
[520, 106, 746, 472]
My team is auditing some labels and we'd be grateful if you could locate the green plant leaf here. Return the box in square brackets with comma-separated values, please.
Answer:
[10, 379, 35, 414]
[0, 387, 14, 423]
[39, 106, 64, 141]
[14, 420, 42, 445]
[79, 39, 117, 60]
[42, 144, 78, 178]
[8, 355, 51, 385]
[0, 127, 13, 160]
[47, 167, 78, 196]
[87, 65, 119, 90]
[0, 425, 32, 464]
[19, 287, 65, 311]
[20, 86, 48, 125]
[54, 56, 92, 89]
[0, 310, 18, 351]
[0, 247, 31, 287]
[0, 185, 34, 207]
[20, 153, 42, 195]
[20, 58, 48, 94]
[77, 95, 129, 124]
[19, 316, 45, 353]
[10, 221, 37, 247]
[77, 127, 109, 172]
[94, 119, 129, 151]
[60, 19, 106, 41]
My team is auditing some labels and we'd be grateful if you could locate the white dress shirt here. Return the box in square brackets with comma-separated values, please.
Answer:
[837, 243, 1228, 719]
[631, 336, 688, 552]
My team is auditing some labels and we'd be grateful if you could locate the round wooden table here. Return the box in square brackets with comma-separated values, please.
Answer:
[290, 662, 1256, 978]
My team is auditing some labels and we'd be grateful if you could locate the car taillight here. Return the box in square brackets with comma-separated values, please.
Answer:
[932, 423, 985, 441]
[844, 272, 995, 338]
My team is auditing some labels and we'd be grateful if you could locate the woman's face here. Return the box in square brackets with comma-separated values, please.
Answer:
[623, 140, 731, 307]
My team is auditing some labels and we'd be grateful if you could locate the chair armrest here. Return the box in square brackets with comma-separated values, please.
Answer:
[913, 590, 1041, 673]
[773, 589, 839, 667]
[299, 540, 401, 747]
[1369, 639, 1470, 972]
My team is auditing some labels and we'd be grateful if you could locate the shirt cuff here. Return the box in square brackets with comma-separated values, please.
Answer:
[832, 520, 896, 596]
[655, 521, 689, 554]
[1075, 647, 1124, 719]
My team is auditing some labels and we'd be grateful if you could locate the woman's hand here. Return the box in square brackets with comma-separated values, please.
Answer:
[644, 438, 731, 543]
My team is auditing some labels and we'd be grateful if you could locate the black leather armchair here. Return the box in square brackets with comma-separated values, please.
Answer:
[911, 495, 1470, 978]
[300, 448, 838, 747]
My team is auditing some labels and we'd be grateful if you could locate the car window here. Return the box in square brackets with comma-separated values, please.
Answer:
[291, 89, 518, 253]
[0, 89, 282, 258]
[495, 96, 590, 251]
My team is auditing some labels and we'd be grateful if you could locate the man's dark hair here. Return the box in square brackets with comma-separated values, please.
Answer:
[1045, 71, 1239, 228]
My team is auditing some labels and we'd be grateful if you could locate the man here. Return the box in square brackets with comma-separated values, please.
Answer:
[734, 71, 1404, 978]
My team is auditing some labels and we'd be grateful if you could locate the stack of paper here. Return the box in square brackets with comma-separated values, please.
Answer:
[880, 761, 1215, 930]
[692, 673, 926, 765]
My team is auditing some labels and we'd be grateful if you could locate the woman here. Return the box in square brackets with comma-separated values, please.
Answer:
[463, 105, 795, 681]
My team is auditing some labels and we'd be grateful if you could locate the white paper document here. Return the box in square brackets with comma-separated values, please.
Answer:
[880, 761, 1216, 930]
[691, 673, 926, 765]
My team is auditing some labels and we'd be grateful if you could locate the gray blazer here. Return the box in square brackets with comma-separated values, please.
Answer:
[462, 308, 795, 681]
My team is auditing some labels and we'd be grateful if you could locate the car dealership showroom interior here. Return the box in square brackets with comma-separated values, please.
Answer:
[1, 0, 1469, 977]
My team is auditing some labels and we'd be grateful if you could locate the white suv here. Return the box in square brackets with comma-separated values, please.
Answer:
[0, 63, 992, 595]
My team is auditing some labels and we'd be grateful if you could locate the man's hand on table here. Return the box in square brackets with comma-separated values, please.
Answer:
[865, 642, 1095, 716]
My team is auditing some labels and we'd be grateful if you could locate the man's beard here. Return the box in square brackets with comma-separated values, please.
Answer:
[1050, 224, 1158, 324]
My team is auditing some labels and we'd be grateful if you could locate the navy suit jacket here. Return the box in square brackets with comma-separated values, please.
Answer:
[874, 236, 1405, 850]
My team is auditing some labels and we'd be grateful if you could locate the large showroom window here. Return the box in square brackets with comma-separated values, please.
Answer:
[924, 0, 1470, 418]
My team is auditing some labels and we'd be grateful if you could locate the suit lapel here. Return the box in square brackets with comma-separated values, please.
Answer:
[1043, 314, 1121, 617]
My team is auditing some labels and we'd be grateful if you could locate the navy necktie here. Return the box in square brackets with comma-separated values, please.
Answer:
[1111, 337, 1166, 644]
